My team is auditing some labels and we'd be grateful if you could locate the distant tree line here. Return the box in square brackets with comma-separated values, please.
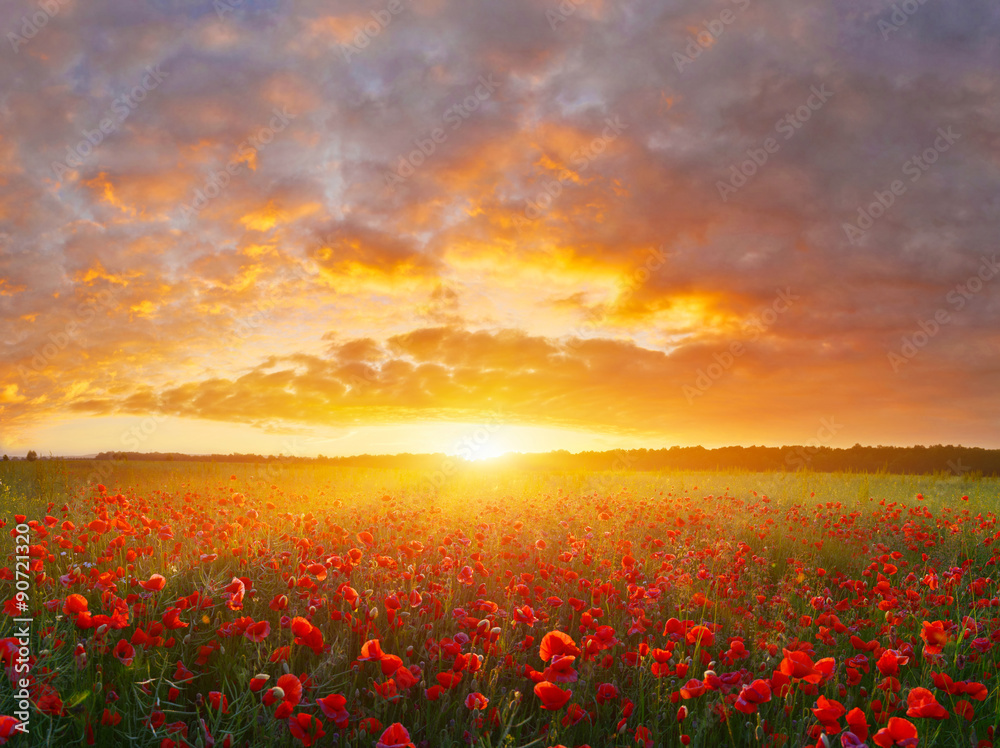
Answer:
[84, 444, 1000, 476]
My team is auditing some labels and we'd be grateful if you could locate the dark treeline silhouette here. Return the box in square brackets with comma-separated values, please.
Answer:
[85, 444, 1000, 476]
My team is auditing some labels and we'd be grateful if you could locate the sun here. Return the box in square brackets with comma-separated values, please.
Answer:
[466, 443, 511, 461]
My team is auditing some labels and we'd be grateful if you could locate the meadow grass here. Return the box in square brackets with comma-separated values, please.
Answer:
[0, 460, 996, 748]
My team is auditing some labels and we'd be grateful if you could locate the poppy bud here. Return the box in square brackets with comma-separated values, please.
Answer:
[271, 687, 285, 700]
[370, 607, 379, 619]
[96, 625, 108, 636]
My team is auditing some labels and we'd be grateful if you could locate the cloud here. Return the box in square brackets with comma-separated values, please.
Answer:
[44, 324, 1000, 449]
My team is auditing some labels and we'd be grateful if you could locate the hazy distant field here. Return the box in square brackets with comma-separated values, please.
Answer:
[1, 460, 997, 747]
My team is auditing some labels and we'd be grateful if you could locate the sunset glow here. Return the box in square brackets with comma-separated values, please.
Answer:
[2, 0, 999, 456]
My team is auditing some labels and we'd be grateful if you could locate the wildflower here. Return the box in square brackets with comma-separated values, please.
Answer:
[376, 723, 415, 748]
[872, 717, 918, 748]
[734, 680, 771, 714]
[905, 688, 948, 720]
[288, 713, 325, 747]
[534, 681, 572, 710]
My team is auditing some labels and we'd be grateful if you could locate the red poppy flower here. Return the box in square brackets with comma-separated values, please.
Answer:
[380, 654, 403, 677]
[559, 702, 591, 728]
[734, 680, 771, 714]
[875, 649, 908, 676]
[288, 713, 325, 747]
[359, 639, 385, 661]
[394, 665, 419, 689]
[317, 693, 349, 728]
[596, 683, 619, 704]
[306, 563, 327, 581]
[811, 695, 846, 732]
[464, 692, 488, 710]
[919, 620, 949, 653]
[244, 620, 270, 643]
[959, 681, 987, 701]
[146, 709, 166, 730]
[139, 574, 166, 592]
[208, 692, 229, 713]
[269, 646, 290, 663]
[162, 608, 189, 630]
[63, 594, 88, 615]
[374, 678, 399, 702]
[534, 681, 572, 710]
[0, 715, 21, 744]
[780, 649, 822, 683]
[872, 717, 918, 748]
[539, 631, 580, 662]
[845, 707, 869, 741]
[436, 671, 462, 689]
[113, 639, 135, 666]
[376, 723, 415, 748]
[634, 725, 654, 748]
[276, 674, 303, 704]
[952, 699, 975, 721]
[542, 655, 578, 684]
[264, 673, 303, 718]
[223, 578, 245, 610]
[841, 732, 867, 747]
[685, 625, 715, 648]
[290, 617, 324, 655]
[905, 688, 948, 720]
[679, 679, 707, 699]
[269, 594, 289, 611]
[512, 605, 537, 626]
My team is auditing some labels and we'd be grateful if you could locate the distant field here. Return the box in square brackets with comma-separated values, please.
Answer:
[1, 460, 997, 747]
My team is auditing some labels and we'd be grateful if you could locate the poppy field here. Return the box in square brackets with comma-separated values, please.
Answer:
[1, 461, 998, 748]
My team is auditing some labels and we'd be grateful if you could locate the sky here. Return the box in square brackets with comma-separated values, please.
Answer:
[1, 0, 999, 458]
